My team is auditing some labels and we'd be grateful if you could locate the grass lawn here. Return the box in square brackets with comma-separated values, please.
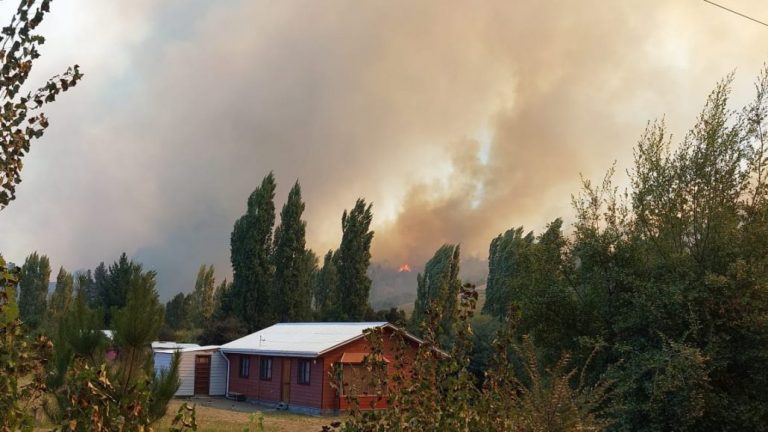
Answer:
[154, 399, 343, 432]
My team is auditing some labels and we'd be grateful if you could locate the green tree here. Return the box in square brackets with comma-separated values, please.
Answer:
[112, 263, 163, 394]
[272, 181, 312, 321]
[75, 269, 96, 307]
[483, 227, 534, 318]
[48, 266, 73, 321]
[98, 253, 144, 327]
[48, 284, 105, 389]
[539, 70, 768, 429]
[0, 254, 51, 431]
[18, 251, 50, 331]
[230, 172, 276, 331]
[198, 316, 246, 346]
[191, 264, 216, 326]
[314, 250, 340, 320]
[211, 278, 231, 319]
[335, 198, 374, 321]
[164, 292, 193, 332]
[411, 244, 461, 344]
[0, 0, 83, 209]
[91, 262, 108, 308]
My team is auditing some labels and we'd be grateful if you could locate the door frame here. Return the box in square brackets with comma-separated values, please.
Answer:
[280, 358, 291, 403]
[194, 355, 212, 396]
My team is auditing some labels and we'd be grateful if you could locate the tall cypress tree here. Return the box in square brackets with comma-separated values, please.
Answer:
[272, 182, 311, 322]
[18, 252, 51, 331]
[335, 199, 374, 321]
[411, 244, 462, 340]
[230, 173, 277, 331]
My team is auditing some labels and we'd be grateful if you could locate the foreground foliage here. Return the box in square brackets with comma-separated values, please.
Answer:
[328, 284, 610, 432]
[0, 0, 82, 209]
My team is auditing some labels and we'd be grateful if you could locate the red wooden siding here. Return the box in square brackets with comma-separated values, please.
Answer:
[288, 359, 325, 408]
[226, 354, 281, 401]
[226, 326, 420, 412]
[319, 327, 419, 411]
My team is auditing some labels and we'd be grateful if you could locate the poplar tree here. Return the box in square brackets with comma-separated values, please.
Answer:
[313, 250, 339, 319]
[411, 244, 461, 340]
[483, 227, 534, 318]
[191, 264, 216, 326]
[230, 173, 276, 331]
[212, 278, 231, 319]
[272, 181, 311, 321]
[165, 292, 193, 332]
[18, 251, 50, 330]
[335, 199, 374, 321]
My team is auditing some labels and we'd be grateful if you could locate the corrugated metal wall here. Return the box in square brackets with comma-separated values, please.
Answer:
[176, 351, 197, 396]
[153, 349, 226, 397]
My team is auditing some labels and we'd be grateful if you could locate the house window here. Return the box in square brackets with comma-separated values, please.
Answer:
[259, 357, 272, 380]
[239, 355, 250, 378]
[340, 364, 388, 397]
[297, 359, 311, 385]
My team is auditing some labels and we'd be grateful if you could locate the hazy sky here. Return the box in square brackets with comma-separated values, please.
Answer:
[1, 0, 767, 299]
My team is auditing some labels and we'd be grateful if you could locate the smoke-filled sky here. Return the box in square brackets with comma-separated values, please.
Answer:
[1, 0, 767, 299]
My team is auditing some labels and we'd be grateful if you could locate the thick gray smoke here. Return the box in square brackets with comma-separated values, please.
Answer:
[0, 0, 766, 299]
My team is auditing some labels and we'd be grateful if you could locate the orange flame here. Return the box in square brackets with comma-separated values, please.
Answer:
[398, 264, 411, 273]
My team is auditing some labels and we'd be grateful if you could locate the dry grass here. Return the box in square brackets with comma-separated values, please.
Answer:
[155, 399, 343, 432]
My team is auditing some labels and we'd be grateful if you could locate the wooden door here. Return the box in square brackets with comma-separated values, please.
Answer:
[280, 358, 291, 403]
[194, 355, 211, 395]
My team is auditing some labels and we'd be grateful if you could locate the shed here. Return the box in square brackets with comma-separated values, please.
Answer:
[153, 345, 227, 397]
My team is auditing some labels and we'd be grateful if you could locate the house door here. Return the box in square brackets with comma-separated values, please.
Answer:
[194, 355, 211, 395]
[280, 358, 291, 403]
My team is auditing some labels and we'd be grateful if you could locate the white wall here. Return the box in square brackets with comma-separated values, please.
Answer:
[175, 351, 197, 397]
[154, 349, 226, 397]
[209, 351, 226, 396]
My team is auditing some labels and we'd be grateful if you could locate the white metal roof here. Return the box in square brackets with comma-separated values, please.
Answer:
[154, 345, 220, 354]
[220, 322, 388, 358]
[151, 341, 200, 351]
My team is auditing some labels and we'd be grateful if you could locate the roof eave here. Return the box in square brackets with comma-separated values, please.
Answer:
[219, 348, 318, 358]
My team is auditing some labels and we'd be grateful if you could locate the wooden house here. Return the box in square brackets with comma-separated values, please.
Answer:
[219, 322, 423, 414]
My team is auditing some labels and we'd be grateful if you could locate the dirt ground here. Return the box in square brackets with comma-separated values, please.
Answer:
[155, 397, 344, 432]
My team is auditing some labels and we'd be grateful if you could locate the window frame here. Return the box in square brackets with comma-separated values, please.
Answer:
[297, 359, 311, 385]
[239, 355, 250, 378]
[259, 356, 273, 381]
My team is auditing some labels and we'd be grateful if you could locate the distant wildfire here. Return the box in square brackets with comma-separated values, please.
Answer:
[398, 264, 412, 273]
